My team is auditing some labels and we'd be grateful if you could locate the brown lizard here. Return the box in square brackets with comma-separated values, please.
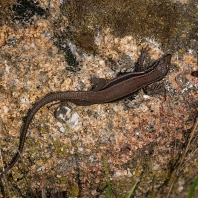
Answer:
[0, 50, 171, 177]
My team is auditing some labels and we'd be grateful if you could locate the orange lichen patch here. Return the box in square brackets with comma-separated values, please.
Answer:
[183, 54, 197, 68]
[0, 25, 9, 46]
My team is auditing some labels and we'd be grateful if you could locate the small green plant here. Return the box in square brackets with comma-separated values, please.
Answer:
[187, 176, 198, 198]
[102, 155, 138, 198]
[127, 181, 138, 198]
[103, 155, 112, 198]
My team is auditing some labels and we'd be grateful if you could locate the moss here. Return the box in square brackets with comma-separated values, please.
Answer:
[62, 0, 180, 44]
[75, 29, 97, 54]
[69, 186, 79, 196]
[39, 126, 48, 134]
[53, 140, 67, 156]
[179, 48, 184, 53]
[61, 0, 198, 55]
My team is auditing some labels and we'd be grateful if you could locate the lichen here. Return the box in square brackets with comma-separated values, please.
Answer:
[53, 33, 80, 72]
[53, 140, 67, 156]
[12, 0, 46, 25]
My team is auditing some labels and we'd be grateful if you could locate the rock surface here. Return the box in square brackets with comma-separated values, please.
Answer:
[0, 0, 197, 197]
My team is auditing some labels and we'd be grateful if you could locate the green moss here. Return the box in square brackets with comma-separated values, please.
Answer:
[39, 126, 48, 134]
[179, 48, 184, 53]
[53, 140, 67, 156]
[69, 186, 79, 196]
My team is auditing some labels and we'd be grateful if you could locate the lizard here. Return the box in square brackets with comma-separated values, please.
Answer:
[0, 49, 171, 177]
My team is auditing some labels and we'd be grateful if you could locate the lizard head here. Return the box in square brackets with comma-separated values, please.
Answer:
[156, 54, 172, 75]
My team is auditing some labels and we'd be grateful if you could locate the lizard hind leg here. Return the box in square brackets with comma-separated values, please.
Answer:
[46, 101, 63, 110]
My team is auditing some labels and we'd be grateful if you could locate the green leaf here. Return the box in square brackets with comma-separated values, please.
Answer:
[187, 176, 198, 198]
[127, 181, 138, 198]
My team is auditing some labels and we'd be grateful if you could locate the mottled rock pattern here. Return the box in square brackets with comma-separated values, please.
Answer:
[0, 0, 197, 197]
